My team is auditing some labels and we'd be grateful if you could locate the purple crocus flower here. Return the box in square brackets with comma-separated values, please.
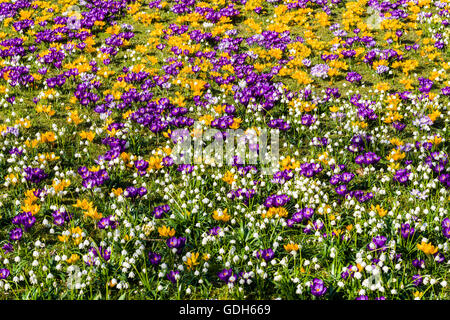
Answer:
[22, 214, 36, 232]
[346, 71, 362, 83]
[301, 114, 316, 126]
[218, 268, 233, 282]
[303, 208, 315, 220]
[162, 156, 174, 167]
[341, 265, 355, 280]
[53, 214, 65, 226]
[368, 235, 387, 251]
[99, 247, 111, 261]
[439, 174, 450, 189]
[412, 259, 425, 269]
[167, 270, 180, 283]
[257, 248, 275, 262]
[442, 218, 450, 239]
[441, 87, 450, 96]
[148, 252, 162, 265]
[412, 274, 423, 286]
[434, 252, 445, 263]
[392, 121, 406, 131]
[153, 204, 170, 219]
[0, 268, 10, 280]
[134, 159, 149, 174]
[97, 217, 110, 229]
[2, 243, 13, 254]
[264, 194, 290, 208]
[394, 169, 410, 184]
[418, 77, 433, 93]
[443, 227, 450, 239]
[330, 174, 341, 185]
[335, 184, 347, 196]
[341, 172, 355, 183]
[10, 228, 23, 241]
[23, 167, 48, 184]
[310, 64, 329, 79]
[400, 224, 415, 239]
[310, 278, 327, 297]
[177, 164, 194, 173]
[166, 236, 186, 254]
[208, 226, 222, 236]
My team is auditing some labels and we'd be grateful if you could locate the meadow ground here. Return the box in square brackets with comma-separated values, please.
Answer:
[0, 0, 448, 300]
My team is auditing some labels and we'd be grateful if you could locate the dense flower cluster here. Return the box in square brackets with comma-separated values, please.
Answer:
[0, 0, 448, 300]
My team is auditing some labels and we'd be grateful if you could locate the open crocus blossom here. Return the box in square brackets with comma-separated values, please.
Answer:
[310, 278, 327, 297]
